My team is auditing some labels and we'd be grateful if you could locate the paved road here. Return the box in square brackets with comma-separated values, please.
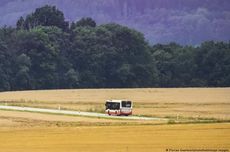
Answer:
[0, 105, 166, 121]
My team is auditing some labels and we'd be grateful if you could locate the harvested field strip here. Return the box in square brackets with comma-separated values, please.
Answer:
[0, 110, 166, 127]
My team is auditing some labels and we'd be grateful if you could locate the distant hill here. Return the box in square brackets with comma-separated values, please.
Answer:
[0, 0, 230, 45]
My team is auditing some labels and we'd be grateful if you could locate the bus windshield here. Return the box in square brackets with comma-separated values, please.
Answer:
[121, 101, 132, 108]
[105, 102, 120, 110]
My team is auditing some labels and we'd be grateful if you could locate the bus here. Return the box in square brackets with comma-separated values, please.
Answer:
[105, 100, 132, 116]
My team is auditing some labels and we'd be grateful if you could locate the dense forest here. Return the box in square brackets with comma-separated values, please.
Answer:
[0, 5, 230, 91]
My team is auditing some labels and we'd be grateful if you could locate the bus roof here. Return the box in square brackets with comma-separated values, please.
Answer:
[106, 100, 131, 103]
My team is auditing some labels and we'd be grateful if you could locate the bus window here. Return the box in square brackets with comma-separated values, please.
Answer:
[121, 101, 132, 108]
[105, 102, 110, 110]
[106, 102, 120, 110]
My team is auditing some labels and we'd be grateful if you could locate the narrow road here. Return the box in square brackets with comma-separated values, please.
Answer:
[0, 105, 166, 121]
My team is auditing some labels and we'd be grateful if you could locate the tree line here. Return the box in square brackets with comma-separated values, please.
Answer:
[0, 5, 229, 91]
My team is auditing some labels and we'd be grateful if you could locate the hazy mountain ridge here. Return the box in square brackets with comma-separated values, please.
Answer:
[0, 0, 230, 45]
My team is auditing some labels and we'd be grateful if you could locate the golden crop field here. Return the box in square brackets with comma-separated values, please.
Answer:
[0, 88, 230, 152]
[0, 88, 230, 103]
[0, 124, 229, 152]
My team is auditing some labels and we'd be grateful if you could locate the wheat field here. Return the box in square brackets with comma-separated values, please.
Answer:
[0, 88, 229, 103]
[0, 124, 229, 152]
[0, 88, 230, 120]
[0, 88, 230, 152]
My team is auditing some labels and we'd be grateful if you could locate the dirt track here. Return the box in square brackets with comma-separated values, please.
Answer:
[0, 105, 164, 121]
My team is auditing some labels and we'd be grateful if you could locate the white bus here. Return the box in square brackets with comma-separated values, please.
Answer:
[105, 100, 132, 116]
